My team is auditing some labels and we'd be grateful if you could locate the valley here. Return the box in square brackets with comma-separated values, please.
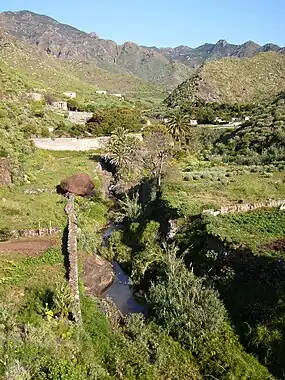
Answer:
[0, 7, 285, 380]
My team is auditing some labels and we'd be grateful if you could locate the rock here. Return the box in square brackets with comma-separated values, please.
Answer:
[60, 173, 94, 196]
[0, 158, 12, 186]
[82, 254, 114, 296]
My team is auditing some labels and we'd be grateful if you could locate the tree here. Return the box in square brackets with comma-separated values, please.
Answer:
[140, 131, 174, 187]
[166, 112, 190, 142]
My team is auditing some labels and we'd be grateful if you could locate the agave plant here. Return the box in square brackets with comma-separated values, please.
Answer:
[114, 192, 142, 223]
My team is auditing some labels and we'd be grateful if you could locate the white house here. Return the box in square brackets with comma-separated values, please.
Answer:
[244, 116, 251, 121]
[190, 119, 198, 126]
[63, 92, 77, 99]
[111, 93, 122, 98]
[96, 90, 107, 95]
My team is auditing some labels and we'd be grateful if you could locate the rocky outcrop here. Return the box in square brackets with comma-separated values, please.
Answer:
[82, 254, 114, 296]
[0, 158, 12, 185]
[60, 173, 94, 196]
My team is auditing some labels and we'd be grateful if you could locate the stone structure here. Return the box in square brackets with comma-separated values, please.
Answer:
[32, 137, 110, 151]
[96, 90, 107, 95]
[24, 188, 56, 195]
[51, 101, 68, 111]
[9, 227, 61, 239]
[65, 194, 82, 324]
[63, 92, 76, 99]
[32, 134, 142, 151]
[203, 199, 285, 217]
[68, 111, 93, 125]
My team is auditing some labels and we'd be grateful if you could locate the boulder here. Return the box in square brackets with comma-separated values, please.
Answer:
[60, 173, 94, 196]
[82, 254, 114, 296]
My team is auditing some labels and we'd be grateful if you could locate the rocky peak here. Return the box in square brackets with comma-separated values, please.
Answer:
[89, 32, 98, 39]
[216, 39, 228, 47]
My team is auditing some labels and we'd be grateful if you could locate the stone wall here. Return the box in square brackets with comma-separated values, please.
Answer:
[65, 194, 82, 324]
[203, 199, 285, 217]
[9, 227, 61, 239]
[32, 137, 110, 151]
[68, 111, 93, 125]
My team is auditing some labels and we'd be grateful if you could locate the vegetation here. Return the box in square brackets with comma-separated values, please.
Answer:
[1, 21, 285, 380]
[0, 150, 105, 229]
[213, 95, 285, 165]
[167, 52, 285, 106]
[206, 209, 285, 254]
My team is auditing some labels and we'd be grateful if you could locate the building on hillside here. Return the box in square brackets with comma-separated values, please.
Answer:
[27, 92, 43, 101]
[111, 93, 122, 98]
[51, 101, 68, 111]
[244, 116, 251, 121]
[96, 90, 107, 95]
[190, 119, 198, 126]
[63, 92, 77, 99]
[215, 117, 227, 124]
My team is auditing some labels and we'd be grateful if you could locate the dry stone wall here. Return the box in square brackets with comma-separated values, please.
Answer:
[68, 111, 93, 124]
[65, 194, 82, 324]
[9, 227, 61, 238]
[32, 137, 110, 151]
[203, 199, 285, 216]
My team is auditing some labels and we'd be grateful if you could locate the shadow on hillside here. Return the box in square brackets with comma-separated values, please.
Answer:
[89, 154, 116, 175]
[61, 225, 70, 280]
[182, 223, 285, 378]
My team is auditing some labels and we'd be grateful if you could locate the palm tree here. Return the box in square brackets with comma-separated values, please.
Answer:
[166, 112, 189, 142]
[104, 127, 139, 177]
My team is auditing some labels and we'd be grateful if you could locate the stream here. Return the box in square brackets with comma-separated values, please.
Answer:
[102, 225, 148, 316]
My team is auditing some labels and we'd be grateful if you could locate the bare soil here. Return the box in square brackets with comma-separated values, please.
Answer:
[262, 238, 285, 252]
[0, 236, 58, 256]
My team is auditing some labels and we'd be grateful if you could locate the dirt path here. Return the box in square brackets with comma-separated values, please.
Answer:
[0, 236, 58, 256]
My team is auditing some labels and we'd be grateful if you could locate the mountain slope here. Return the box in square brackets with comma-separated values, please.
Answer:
[167, 52, 285, 105]
[0, 10, 193, 90]
[0, 28, 164, 101]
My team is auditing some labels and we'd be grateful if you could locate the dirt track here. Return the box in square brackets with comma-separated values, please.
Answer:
[0, 237, 58, 256]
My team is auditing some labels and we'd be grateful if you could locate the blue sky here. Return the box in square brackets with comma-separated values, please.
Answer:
[1, 0, 285, 47]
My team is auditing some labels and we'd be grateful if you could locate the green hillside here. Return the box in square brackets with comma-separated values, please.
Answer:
[0, 28, 164, 102]
[167, 52, 285, 106]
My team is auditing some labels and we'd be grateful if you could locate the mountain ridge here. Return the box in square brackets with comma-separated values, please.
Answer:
[0, 10, 193, 90]
[0, 10, 284, 90]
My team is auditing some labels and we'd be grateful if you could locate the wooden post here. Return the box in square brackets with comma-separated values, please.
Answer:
[49, 220, 52, 235]
[38, 222, 41, 236]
